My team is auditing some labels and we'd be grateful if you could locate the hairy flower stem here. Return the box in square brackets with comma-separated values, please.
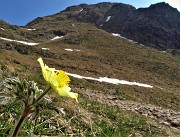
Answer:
[11, 104, 31, 137]
[35, 86, 51, 104]
[12, 87, 51, 137]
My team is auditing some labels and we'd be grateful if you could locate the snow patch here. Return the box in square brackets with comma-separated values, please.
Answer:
[51, 36, 64, 40]
[42, 48, 49, 50]
[0, 28, 4, 30]
[65, 49, 73, 51]
[22, 28, 36, 31]
[112, 33, 139, 44]
[0, 37, 39, 46]
[64, 48, 80, 52]
[112, 33, 119, 37]
[79, 8, 83, 12]
[105, 16, 111, 22]
[112, 33, 127, 40]
[66, 72, 153, 88]
[26, 28, 36, 31]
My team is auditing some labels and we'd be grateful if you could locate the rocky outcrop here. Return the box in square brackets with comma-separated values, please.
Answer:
[100, 2, 180, 50]
[0, 44, 14, 50]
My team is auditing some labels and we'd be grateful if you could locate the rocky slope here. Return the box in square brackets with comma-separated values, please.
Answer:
[78, 88, 180, 129]
[101, 2, 180, 50]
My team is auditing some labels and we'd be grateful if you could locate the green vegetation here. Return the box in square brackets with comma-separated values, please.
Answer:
[1, 94, 179, 136]
[0, 12, 180, 136]
[80, 98, 162, 137]
[115, 86, 180, 111]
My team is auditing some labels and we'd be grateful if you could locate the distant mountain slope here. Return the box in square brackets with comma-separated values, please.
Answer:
[101, 2, 180, 50]
[0, 20, 43, 43]
[26, 3, 114, 26]
[26, 2, 180, 51]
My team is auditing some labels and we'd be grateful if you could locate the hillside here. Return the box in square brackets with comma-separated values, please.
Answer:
[0, 2, 180, 137]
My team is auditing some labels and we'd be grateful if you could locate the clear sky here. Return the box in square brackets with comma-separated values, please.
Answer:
[0, 0, 179, 26]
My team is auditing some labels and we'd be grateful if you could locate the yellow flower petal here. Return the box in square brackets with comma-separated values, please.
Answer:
[38, 57, 56, 84]
[37, 57, 78, 102]
[53, 86, 78, 103]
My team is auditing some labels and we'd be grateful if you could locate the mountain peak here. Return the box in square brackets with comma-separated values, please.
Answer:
[150, 2, 170, 7]
[64, 3, 88, 12]
[149, 2, 178, 11]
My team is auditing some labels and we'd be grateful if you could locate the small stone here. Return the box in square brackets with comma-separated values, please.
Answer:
[171, 119, 180, 127]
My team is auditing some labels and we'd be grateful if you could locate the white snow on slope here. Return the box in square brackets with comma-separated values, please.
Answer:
[0, 37, 39, 46]
[66, 72, 153, 88]
[65, 49, 73, 51]
[26, 28, 36, 31]
[79, 8, 83, 12]
[22, 28, 36, 31]
[112, 33, 139, 44]
[105, 16, 111, 22]
[0, 28, 4, 30]
[112, 33, 127, 40]
[42, 48, 49, 50]
[51, 36, 64, 40]
[64, 48, 80, 52]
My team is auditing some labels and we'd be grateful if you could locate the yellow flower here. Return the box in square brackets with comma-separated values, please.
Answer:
[37, 57, 78, 102]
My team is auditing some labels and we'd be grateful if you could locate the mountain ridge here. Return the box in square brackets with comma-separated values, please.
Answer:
[25, 2, 180, 51]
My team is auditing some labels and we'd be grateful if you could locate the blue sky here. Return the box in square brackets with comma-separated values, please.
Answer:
[0, 0, 179, 26]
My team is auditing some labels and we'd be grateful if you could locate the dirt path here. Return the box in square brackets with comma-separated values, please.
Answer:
[76, 88, 180, 130]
